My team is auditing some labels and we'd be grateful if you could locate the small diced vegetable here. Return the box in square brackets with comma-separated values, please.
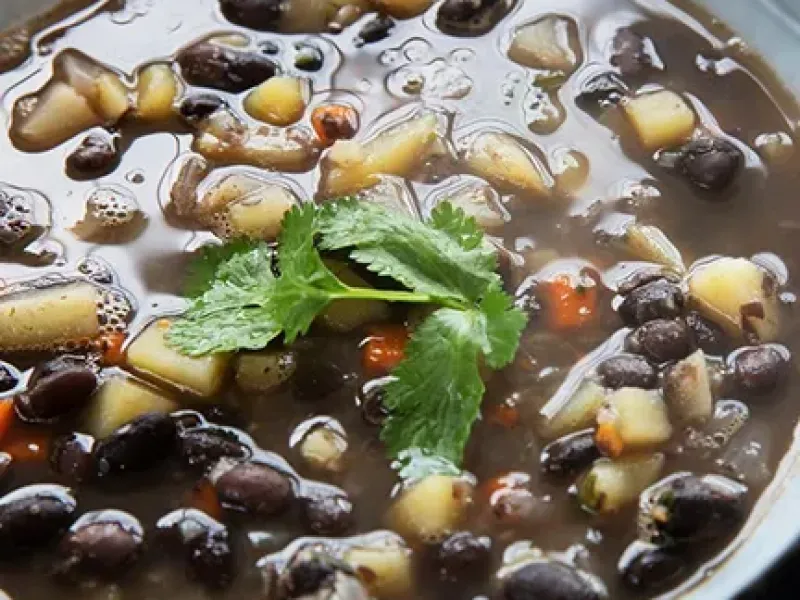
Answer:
[126, 319, 231, 397]
[227, 185, 297, 240]
[362, 325, 408, 373]
[299, 426, 348, 473]
[445, 182, 506, 231]
[344, 545, 414, 598]
[623, 90, 695, 151]
[0, 282, 100, 351]
[235, 350, 297, 394]
[578, 454, 665, 513]
[389, 475, 471, 543]
[688, 257, 780, 342]
[319, 261, 391, 332]
[136, 64, 179, 121]
[539, 381, 607, 439]
[85, 376, 177, 438]
[244, 76, 308, 126]
[311, 103, 359, 146]
[375, 0, 433, 18]
[0, 401, 14, 444]
[87, 73, 131, 122]
[462, 131, 551, 197]
[540, 274, 598, 331]
[663, 350, 714, 424]
[620, 223, 686, 274]
[320, 113, 440, 196]
[14, 83, 102, 150]
[508, 15, 581, 73]
[596, 388, 673, 455]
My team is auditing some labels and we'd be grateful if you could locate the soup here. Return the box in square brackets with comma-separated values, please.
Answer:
[0, 1, 798, 598]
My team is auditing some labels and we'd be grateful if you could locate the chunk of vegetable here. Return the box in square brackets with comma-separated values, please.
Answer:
[663, 350, 714, 424]
[126, 319, 231, 397]
[235, 350, 297, 394]
[623, 90, 696, 151]
[578, 454, 665, 513]
[320, 113, 441, 196]
[15, 83, 102, 150]
[462, 132, 551, 197]
[389, 475, 471, 543]
[620, 223, 686, 274]
[444, 182, 506, 231]
[87, 73, 131, 122]
[344, 545, 414, 598]
[299, 426, 348, 473]
[136, 64, 179, 121]
[362, 325, 408, 373]
[85, 376, 177, 438]
[0, 282, 100, 351]
[319, 261, 391, 332]
[508, 15, 581, 73]
[688, 257, 779, 342]
[0, 401, 14, 444]
[244, 76, 308, 126]
[596, 388, 673, 455]
[540, 274, 598, 331]
[539, 381, 607, 439]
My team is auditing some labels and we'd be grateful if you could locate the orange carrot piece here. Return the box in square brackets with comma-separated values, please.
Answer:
[2, 428, 51, 462]
[595, 423, 624, 458]
[487, 404, 520, 429]
[311, 104, 359, 146]
[98, 331, 128, 365]
[362, 325, 408, 373]
[541, 274, 598, 330]
[0, 401, 14, 444]
[186, 479, 223, 521]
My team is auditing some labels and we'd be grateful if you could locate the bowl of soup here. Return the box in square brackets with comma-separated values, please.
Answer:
[0, 1, 799, 599]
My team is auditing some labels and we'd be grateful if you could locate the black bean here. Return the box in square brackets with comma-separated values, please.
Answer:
[293, 43, 324, 72]
[627, 319, 693, 363]
[686, 311, 728, 355]
[0, 453, 11, 483]
[650, 475, 745, 544]
[541, 430, 601, 476]
[356, 15, 395, 45]
[51, 433, 95, 483]
[620, 544, 685, 591]
[38, 354, 97, 379]
[0, 363, 19, 394]
[278, 552, 361, 598]
[596, 354, 658, 390]
[503, 561, 603, 600]
[730, 344, 789, 396]
[678, 138, 743, 192]
[15, 367, 97, 424]
[179, 93, 228, 125]
[618, 278, 684, 326]
[302, 493, 354, 536]
[437, 0, 511, 37]
[187, 529, 235, 588]
[360, 380, 389, 426]
[259, 40, 280, 55]
[0, 485, 77, 556]
[177, 42, 278, 92]
[611, 28, 654, 76]
[576, 72, 629, 111]
[293, 357, 346, 401]
[219, 0, 285, 31]
[55, 510, 144, 579]
[214, 461, 293, 516]
[65, 133, 119, 178]
[179, 428, 249, 470]
[436, 531, 492, 576]
[94, 412, 177, 475]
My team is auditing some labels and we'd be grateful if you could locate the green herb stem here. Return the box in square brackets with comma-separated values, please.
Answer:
[332, 286, 464, 310]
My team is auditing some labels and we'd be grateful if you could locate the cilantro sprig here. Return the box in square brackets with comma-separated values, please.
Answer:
[167, 199, 527, 475]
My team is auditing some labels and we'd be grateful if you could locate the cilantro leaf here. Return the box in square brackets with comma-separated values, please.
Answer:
[477, 285, 528, 369]
[272, 204, 348, 342]
[183, 239, 266, 297]
[429, 201, 485, 252]
[318, 199, 499, 305]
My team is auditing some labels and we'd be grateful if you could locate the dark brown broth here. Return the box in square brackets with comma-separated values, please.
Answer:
[1, 0, 799, 599]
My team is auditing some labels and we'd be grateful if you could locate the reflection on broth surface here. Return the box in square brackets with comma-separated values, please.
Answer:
[0, 0, 799, 598]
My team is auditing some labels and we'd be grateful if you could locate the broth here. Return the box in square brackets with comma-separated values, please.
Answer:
[0, 1, 799, 599]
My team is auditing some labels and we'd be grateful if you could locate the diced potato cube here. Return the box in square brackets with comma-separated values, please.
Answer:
[321, 113, 440, 196]
[508, 16, 580, 73]
[621, 223, 686, 274]
[389, 475, 471, 543]
[199, 174, 262, 215]
[228, 185, 297, 240]
[688, 257, 779, 342]
[375, 0, 432, 18]
[319, 261, 391, 331]
[88, 73, 131, 122]
[0, 282, 99, 351]
[136, 64, 179, 121]
[235, 350, 297, 394]
[597, 388, 673, 454]
[538, 381, 606, 439]
[15, 82, 102, 149]
[86, 376, 177, 438]
[463, 132, 551, 197]
[244, 76, 308, 127]
[300, 427, 348, 473]
[578, 454, 664, 513]
[663, 350, 714, 424]
[345, 545, 414, 598]
[623, 90, 695, 151]
[126, 319, 231, 397]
